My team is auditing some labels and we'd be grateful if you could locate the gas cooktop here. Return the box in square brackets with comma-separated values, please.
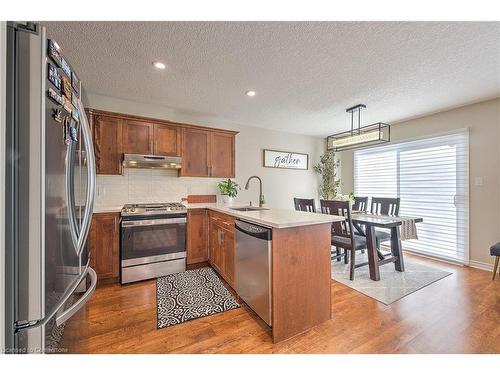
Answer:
[121, 202, 187, 217]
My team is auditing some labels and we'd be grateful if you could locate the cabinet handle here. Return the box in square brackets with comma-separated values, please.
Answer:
[114, 216, 118, 233]
[223, 221, 231, 226]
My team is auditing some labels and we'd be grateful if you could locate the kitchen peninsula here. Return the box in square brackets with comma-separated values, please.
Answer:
[186, 203, 344, 343]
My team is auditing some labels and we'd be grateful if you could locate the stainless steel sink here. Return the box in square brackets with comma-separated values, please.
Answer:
[231, 206, 269, 212]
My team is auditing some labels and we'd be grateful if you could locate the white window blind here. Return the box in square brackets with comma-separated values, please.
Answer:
[354, 130, 469, 263]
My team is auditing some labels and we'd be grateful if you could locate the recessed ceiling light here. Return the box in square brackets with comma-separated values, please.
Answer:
[153, 61, 166, 70]
[245, 90, 256, 97]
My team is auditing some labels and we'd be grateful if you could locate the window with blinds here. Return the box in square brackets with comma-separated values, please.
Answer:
[354, 130, 469, 263]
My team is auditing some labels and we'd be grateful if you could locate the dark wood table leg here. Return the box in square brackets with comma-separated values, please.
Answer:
[390, 226, 405, 272]
[366, 224, 380, 281]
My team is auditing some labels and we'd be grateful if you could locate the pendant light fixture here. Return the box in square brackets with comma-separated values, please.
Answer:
[326, 104, 390, 151]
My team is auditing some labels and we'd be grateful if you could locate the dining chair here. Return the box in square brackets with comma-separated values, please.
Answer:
[320, 199, 368, 280]
[490, 243, 500, 280]
[371, 197, 400, 216]
[352, 196, 369, 212]
[294, 198, 317, 213]
[370, 197, 401, 255]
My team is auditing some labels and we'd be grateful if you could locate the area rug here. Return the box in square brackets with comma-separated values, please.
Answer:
[331, 252, 452, 305]
[156, 267, 240, 328]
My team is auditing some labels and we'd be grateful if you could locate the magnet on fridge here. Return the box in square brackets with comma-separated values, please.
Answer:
[71, 71, 80, 94]
[72, 108, 79, 122]
[48, 63, 61, 90]
[61, 58, 71, 78]
[63, 116, 71, 145]
[48, 88, 64, 106]
[53, 108, 63, 123]
[70, 120, 78, 142]
[61, 76, 72, 100]
[48, 39, 63, 67]
[62, 97, 74, 113]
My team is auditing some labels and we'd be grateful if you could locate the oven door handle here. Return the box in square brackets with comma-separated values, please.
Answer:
[121, 218, 187, 227]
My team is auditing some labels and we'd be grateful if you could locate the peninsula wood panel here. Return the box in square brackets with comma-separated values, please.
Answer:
[88, 212, 120, 283]
[186, 209, 208, 264]
[210, 132, 235, 177]
[271, 223, 332, 343]
[92, 115, 122, 175]
[154, 123, 181, 156]
[122, 119, 153, 155]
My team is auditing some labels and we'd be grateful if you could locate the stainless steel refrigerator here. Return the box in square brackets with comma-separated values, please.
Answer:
[4, 22, 97, 353]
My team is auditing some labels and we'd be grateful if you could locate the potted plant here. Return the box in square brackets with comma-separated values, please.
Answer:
[218, 178, 240, 204]
[313, 150, 341, 200]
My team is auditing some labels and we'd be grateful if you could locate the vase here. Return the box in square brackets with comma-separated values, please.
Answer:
[222, 195, 234, 204]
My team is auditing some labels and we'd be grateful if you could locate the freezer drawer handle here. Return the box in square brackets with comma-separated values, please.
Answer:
[13, 264, 96, 333]
[55, 267, 97, 326]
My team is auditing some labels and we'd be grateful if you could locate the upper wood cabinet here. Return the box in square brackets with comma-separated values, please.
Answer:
[181, 128, 211, 177]
[88, 212, 120, 283]
[122, 119, 154, 155]
[93, 114, 122, 175]
[210, 132, 235, 178]
[181, 128, 236, 178]
[154, 123, 181, 156]
[87, 109, 237, 176]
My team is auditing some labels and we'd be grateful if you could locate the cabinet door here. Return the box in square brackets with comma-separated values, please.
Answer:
[222, 228, 236, 289]
[209, 221, 224, 274]
[93, 115, 122, 175]
[181, 128, 210, 177]
[88, 213, 120, 282]
[187, 209, 208, 264]
[154, 124, 181, 156]
[122, 120, 153, 155]
[210, 132, 235, 178]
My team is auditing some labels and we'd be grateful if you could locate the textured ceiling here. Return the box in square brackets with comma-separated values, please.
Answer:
[43, 21, 500, 136]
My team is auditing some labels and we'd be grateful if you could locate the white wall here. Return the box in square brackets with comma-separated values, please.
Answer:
[84, 93, 324, 210]
[339, 98, 500, 266]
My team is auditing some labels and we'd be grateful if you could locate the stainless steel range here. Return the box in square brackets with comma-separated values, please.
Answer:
[120, 203, 187, 284]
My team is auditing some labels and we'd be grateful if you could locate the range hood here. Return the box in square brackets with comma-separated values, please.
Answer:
[122, 154, 182, 170]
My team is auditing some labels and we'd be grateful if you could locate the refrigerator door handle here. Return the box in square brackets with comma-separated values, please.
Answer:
[66, 140, 80, 252]
[55, 267, 97, 326]
[75, 99, 96, 256]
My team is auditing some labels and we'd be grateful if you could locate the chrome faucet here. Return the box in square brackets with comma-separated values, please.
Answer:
[245, 176, 265, 207]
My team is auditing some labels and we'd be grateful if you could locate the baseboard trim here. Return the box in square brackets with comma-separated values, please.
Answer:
[468, 260, 494, 272]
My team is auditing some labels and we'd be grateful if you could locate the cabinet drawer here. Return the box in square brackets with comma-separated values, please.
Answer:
[209, 210, 235, 232]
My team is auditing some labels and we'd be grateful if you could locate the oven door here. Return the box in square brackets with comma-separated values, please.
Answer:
[121, 217, 187, 267]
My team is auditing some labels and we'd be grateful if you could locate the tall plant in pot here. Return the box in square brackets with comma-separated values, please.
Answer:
[218, 178, 240, 204]
[313, 150, 341, 200]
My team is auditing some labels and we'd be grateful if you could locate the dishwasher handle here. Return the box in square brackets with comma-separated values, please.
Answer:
[235, 220, 272, 241]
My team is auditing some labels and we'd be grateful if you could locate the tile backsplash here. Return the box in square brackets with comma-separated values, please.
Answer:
[95, 168, 220, 208]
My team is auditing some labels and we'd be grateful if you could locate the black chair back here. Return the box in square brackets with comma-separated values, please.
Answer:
[370, 197, 400, 216]
[352, 196, 368, 212]
[320, 199, 355, 249]
[294, 198, 316, 213]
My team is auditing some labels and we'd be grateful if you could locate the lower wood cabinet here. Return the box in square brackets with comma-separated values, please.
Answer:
[186, 209, 208, 264]
[88, 212, 120, 283]
[207, 211, 236, 289]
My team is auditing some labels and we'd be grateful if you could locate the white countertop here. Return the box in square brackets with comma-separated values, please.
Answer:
[185, 202, 344, 229]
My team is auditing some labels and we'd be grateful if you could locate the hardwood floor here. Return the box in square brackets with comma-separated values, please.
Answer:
[60, 254, 500, 354]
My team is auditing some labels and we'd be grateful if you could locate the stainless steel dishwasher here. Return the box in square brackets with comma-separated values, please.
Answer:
[235, 219, 272, 326]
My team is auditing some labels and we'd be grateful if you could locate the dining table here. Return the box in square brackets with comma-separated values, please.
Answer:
[350, 213, 424, 281]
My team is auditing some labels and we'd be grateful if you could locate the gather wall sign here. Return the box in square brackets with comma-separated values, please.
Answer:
[262, 149, 309, 170]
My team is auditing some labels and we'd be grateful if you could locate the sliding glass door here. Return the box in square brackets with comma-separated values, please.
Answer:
[354, 130, 469, 263]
